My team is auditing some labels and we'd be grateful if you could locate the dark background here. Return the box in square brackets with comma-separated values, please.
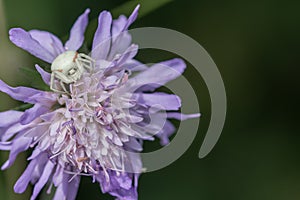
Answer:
[0, 0, 300, 199]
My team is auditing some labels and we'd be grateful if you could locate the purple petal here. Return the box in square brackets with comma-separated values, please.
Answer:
[98, 171, 138, 200]
[128, 58, 186, 91]
[105, 44, 138, 74]
[65, 9, 90, 51]
[0, 141, 12, 150]
[156, 120, 176, 145]
[111, 4, 139, 37]
[52, 166, 64, 187]
[20, 104, 49, 125]
[14, 158, 38, 193]
[124, 137, 143, 152]
[137, 92, 181, 110]
[1, 123, 30, 141]
[35, 64, 51, 85]
[53, 181, 66, 200]
[124, 5, 140, 30]
[92, 11, 112, 60]
[0, 80, 56, 104]
[126, 152, 143, 174]
[0, 110, 23, 127]
[31, 161, 54, 200]
[27, 148, 42, 160]
[53, 172, 79, 200]
[107, 5, 140, 61]
[53, 184, 65, 200]
[108, 31, 132, 61]
[29, 29, 65, 58]
[1, 136, 32, 170]
[14, 153, 47, 193]
[122, 59, 148, 72]
[167, 112, 201, 120]
[9, 28, 56, 63]
[67, 175, 80, 200]
[108, 15, 132, 60]
[112, 15, 127, 37]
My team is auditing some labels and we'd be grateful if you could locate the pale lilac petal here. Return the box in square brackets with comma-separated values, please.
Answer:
[27, 148, 42, 160]
[0, 110, 23, 127]
[29, 30, 64, 57]
[23, 124, 48, 138]
[0, 141, 12, 150]
[167, 112, 201, 120]
[20, 104, 49, 125]
[137, 92, 181, 110]
[128, 58, 186, 91]
[1, 136, 32, 170]
[124, 138, 142, 151]
[52, 166, 64, 187]
[107, 5, 140, 61]
[108, 31, 132, 60]
[124, 5, 140, 30]
[112, 15, 127, 37]
[98, 171, 138, 200]
[156, 120, 176, 145]
[14, 153, 48, 193]
[14, 158, 38, 193]
[111, 4, 139, 38]
[2, 123, 29, 141]
[53, 173, 79, 200]
[0, 80, 56, 104]
[31, 161, 54, 200]
[126, 152, 142, 174]
[92, 11, 112, 60]
[35, 64, 51, 85]
[108, 15, 132, 60]
[122, 59, 148, 72]
[53, 182, 66, 200]
[65, 9, 90, 51]
[67, 176, 80, 200]
[105, 44, 138, 74]
[133, 112, 168, 138]
[9, 28, 56, 63]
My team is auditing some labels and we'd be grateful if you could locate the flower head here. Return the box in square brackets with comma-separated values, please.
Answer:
[0, 5, 199, 200]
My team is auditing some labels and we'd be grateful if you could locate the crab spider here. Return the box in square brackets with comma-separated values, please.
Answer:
[50, 51, 95, 93]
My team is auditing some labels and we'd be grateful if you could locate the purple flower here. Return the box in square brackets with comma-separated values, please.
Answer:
[0, 5, 200, 200]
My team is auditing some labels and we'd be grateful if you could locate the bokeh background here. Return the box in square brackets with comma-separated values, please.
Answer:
[0, 0, 300, 199]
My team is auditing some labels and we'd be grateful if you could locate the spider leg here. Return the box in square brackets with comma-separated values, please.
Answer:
[78, 53, 95, 71]
[50, 72, 70, 93]
[79, 53, 95, 63]
[75, 59, 85, 74]
[77, 57, 92, 71]
[50, 73, 63, 93]
[60, 80, 69, 94]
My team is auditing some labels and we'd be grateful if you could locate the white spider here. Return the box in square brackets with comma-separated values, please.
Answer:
[50, 51, 95, 93]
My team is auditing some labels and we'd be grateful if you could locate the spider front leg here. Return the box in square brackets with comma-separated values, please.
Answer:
[50, 72, 70, 93]
[50, 73, 63, 93]
[59, 80, 69, 93]
[78, 53, 95, 71]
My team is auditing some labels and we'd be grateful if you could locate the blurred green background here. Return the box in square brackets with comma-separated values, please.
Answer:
[0, 0, 300, 199]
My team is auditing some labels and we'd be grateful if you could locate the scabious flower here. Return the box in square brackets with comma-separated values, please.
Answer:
[0, 5, 199, 200]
